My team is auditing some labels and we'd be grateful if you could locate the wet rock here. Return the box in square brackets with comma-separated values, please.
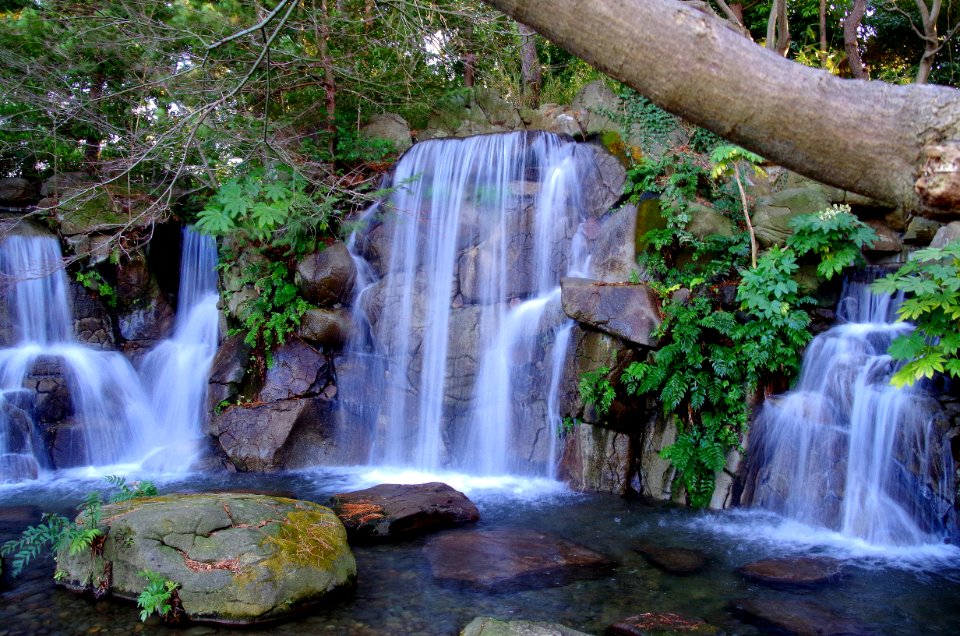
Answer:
[930, 221, 960, 248]
[636, 545, 708, 576]
[560, 277, 661, 347]
[329, 482, 479, 542]
[607, 612, 714, 635]
[256, 338, 329, 402]
[56, 493, 356, 625]
[589, 204, 640, 282]
[297, 308, 353, 352]
[730, 598, 871, 636]
[903, 216, 943, 244]
[738, 556, 843, 588]
[559, 422, 633, 495]
[423, 528, 615, 592]
[207, 397, 328, 471]
[575, 143, 626, 218]
[206, 334, 251, 411]
[294, 242, 357, 308]
[461, 616, 591, 636]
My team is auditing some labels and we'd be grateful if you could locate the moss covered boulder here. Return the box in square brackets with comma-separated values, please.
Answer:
[56, 493, 356, 625]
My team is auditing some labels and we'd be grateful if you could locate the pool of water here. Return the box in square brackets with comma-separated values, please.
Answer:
[2, 467, 959, 635]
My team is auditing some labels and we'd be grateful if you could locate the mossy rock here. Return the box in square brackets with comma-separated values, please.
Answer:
[461, 616, 591, 636]
[52, 185, 163, 237]
[56, 493, 356, 625]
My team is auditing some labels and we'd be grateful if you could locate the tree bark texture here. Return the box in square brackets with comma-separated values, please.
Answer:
[482, 0, 960, 217]
[844, 0, 868, 79]
[518, 22, 542, 108]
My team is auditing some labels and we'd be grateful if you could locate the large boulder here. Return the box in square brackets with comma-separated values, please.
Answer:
[207, 334, 252, 412]
[297, 307, 354, 351]
[589, 204, 641, 282]
[571, 80, 622, 137]
[360, 113, 412, 154]
[560, 277, 661, 347]
[752, 186, 832, 247]
[737, 556, 843, 588]
[730, 598, 870, 636]
[574, 143, 626, 218]
[56, 493, 356, 625]
[329, 482, 479, 542]
[559, 423, 633, 495]
[256, 338, 329, 402]
[294, 242, 357, 307]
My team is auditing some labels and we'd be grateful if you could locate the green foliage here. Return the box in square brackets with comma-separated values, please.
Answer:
[708, 145, 765, 180]
[578, 362, 616, 419]
[872, 240, 960, 387]
[619, 150, 875, 507]
[197, 165, 335, 258]
[229, 260, 312, 368]
[0, 476, 157, 577]
[137, 570, 181, 623]
[787, 204, 877, 279]
[75, 270, 117, 308]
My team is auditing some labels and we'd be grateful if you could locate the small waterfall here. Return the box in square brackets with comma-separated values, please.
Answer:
[745, 274, 956, 546]
[0, 233, 156, 481]
[341, 131, 590, 476]
[136, 228, 219, 467]
[0, 228, 220, 483]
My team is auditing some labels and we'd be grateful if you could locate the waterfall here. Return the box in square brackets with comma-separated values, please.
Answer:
[341, 131, 590, 476]
[0, 227, 219, 483]
[136, 227, 219, 468]
[0, 233, 155, 481]
[745, 274, 956, 546]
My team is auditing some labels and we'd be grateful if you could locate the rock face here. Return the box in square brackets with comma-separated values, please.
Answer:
[329, 482, 479, 542]
[0, 178, 36, 205]
[294, 242, 357, 307]
[461, 616, 592, 636]
[423, 528, 614, 592]
[560, 278, 660, 347]
[360, 113, 412, 154]
[56, 493, 356, 625]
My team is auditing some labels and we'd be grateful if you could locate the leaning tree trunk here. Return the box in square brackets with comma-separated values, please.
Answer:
[482, 0, 960, 219]
[844, 0, 868, 79]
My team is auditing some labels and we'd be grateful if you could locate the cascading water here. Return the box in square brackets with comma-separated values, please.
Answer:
[744, 273, 957, 546]
[0, 227, 219, 482]
[0, 231, 155, 481]
[340, 131, 590, 476]
[136, 228, 219, 467]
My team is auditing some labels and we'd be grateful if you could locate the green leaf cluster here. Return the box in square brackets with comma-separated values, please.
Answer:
[197, 165, 334, 258]
[75, 270, 117, 308]
[229, 260, 312, 369]
[787, 203, 877, 279]
[137, 569, 181, 623]
[0, 476, 157, 577]
[617, 153, 876, 506]
[872, 240, 960, 387]
[578, 363, 616, 419]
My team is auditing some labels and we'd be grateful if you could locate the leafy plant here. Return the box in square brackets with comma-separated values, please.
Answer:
[137, 569, 182, 623]
[75, 270, 117, 307]
[709, 144, 765, 268]
[578, 361, 616, 420]
[787, 203, 877, 279]
[0, 476, 157, 577]
[872, 239, 960, 387]
[229, 260, 312, 369]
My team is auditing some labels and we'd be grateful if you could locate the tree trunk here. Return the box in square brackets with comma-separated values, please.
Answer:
[481, 0, 960, 218]
[518, 22, 542, 108]
[914, 0, 941, 85]
[819, 0, 828, 68]
[314, 0, 337, 157]
[765, 0, 790, 56]
[844, 0, 868, 79]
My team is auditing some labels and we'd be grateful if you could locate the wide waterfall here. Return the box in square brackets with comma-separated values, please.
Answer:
[340, 131, 590, 476]
[743, 274, 957, 546]
[0, 227, 218, 482]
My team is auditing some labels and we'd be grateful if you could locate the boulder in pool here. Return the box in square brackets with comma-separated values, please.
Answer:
[55, 493, 356, 625]
[329, 482, 479, 542]
[635, 544, 709, 576]
[737, 555, 843, 588]
[424, 528, 614, 592]
[730, 597, 871, 636]
[608, 612, 715, 634]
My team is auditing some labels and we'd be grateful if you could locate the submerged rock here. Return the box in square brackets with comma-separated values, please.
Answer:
[423, 528, 614, 592]
[730, 597, 871, 636]
[461, 616, 592, 636]
[738, 555, 843, 588]
[635, 544, 709, 576]
[608, 612, 715, 635]
[329, 482, 479, 542]
[56, 493, 356, 625]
